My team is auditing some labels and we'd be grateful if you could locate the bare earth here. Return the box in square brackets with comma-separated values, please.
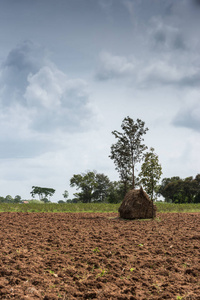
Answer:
[0, 212, 200, 300]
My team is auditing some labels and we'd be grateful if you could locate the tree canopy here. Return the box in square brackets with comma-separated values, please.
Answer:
[158, 174, 200, 203]
[70, 171, 112, 203]
[139, 147, 162, 200]
[30, 186, 55, 201]
[109, 116, 148, 192]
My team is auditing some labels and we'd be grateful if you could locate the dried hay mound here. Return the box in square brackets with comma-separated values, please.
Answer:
[118, 187, 156, 219]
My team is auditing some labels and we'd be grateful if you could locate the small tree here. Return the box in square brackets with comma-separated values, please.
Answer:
[106, 181, 124, 203]
[109, 116, 148, 193]
[30, 186, 55, 201]
[63, 190, 69, 201]
[14, 195, 22, 203]
[139, 147, 162, 201]
[5, 195, 13, 203]
[58, 200, 65, 204]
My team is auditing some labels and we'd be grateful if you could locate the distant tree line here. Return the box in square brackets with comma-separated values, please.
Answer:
[2, 117, 198, 205]
[158, 174, 200, 203]
[0, 195, 22, 204]
[2, 174, 200, 205]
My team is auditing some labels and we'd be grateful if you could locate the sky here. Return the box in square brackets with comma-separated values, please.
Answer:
[0, 0, 200, 201]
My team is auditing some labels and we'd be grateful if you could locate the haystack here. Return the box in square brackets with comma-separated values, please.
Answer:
[118, 187, 156, 219]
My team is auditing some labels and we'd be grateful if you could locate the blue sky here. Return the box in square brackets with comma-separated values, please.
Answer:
[0, 0, 200, 201]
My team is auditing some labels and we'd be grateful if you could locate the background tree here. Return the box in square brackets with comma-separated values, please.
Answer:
[63, 190, 69, 201]
[5, 195, 13, 203]
[158, 177, 181, 202]
[30, 186, 55, 201]
[194, 174, 200, 203]
[158, 174, 200, 203]
[42, 197, 51, 203]
[58, 200, 65, 204]
[109, 116, 148, 193]
[0, 196, 5, 203]
[106, 181, 124, 203]
[70, 171, 111, 203]
[70, 171, 96, 203]
[139, 147, 162, 200]
[14, 195, 22, 203]
[93, 173, 111, 202]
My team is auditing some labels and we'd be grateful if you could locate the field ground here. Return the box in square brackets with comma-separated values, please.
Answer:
[0, 212, 200, 299]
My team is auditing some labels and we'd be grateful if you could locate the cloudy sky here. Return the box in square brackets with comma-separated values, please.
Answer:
[0, 0, 200, 201]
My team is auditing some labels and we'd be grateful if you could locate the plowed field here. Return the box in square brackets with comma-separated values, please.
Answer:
[0, 212, 200, 299]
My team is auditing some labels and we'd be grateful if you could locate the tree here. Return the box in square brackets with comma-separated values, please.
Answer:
[139, 147, 162, 200]
[109, 116, 148, 192]
[42, 197, 50, 203]
[93, 173, 111, 202]
[158, 177, 181, 202]
[106, 181, 124, 203]
[194, 174, 200, 203]
[5, 195, 13, 203]
[70, 171, 96, 203]
[14, 195, 22, 203]
[70, 171, 111, 203]
[158, 175, 200, 203]
[0, 196, 5, 203]
[58, 200, 65, 204]
[63, 190, 69, 201]
[30, 186, 55, 201]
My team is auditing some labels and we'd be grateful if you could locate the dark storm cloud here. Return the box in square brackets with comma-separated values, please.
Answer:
[192, 0, 200, 6]
[2, 40, 41, 72]
[0, 40, 44, 106]
[150, 18, 187, 52]
[154, 30, 186, 50]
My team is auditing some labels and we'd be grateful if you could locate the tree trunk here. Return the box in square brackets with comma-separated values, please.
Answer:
[124, 180, 127, 196]
[132, 165, 135, 189]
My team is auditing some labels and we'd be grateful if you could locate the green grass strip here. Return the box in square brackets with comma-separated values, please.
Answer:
[0, 202, 200, 213]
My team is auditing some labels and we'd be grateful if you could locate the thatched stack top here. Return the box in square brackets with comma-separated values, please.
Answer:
[118, 187, 156, 219]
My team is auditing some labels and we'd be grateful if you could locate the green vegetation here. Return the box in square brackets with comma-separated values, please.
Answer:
[0, 202, 119, 213]
[155, 202, 200, 213]
[92, 247, 100, 253]
[70, 171, 119, 203]
[109, 116, 148, 192]
[158, 174, 200, 203]
[0, 202, 200, 213]
[30, 186, 56, 202]
[139, 147, 162, 201]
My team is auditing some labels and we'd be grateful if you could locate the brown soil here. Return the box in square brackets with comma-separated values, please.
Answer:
[0, 212, 200, 300]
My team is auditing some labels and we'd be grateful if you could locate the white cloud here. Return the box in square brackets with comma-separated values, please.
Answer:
[96, 51, 137, 80]
[24, 65, 93, 132]
[0, 41, 96, 158]
[96, 48, 200, 88]
[139, 59, 200, 87]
